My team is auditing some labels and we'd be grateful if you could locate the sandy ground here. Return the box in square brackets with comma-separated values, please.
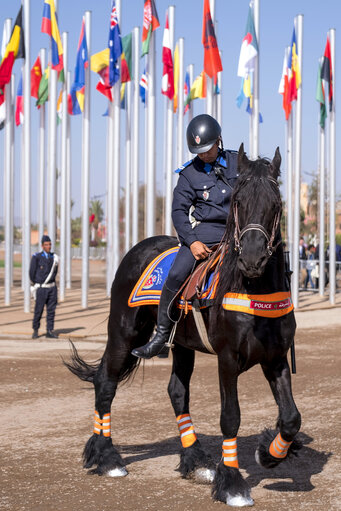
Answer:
[0, 324, 340, 511]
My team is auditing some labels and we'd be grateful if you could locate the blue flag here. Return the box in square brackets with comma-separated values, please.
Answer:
[139, 69, 148, 105]
[108, 0, 122, 86]
[69, 18, 88, 115]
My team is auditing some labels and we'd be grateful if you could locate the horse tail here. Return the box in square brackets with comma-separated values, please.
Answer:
[63, 340, 100, 384]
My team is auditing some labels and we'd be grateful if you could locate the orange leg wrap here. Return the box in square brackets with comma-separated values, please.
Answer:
[93, 411, 111, 437]
[269, 433, 292, 459]
[176, 414, 197, 448]
[222, 437, 239, 468]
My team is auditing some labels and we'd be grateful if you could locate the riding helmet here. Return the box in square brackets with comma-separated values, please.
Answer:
[186, 114, 222, 154]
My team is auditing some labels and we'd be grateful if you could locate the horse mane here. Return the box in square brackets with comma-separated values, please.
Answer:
[215, 156, 282, 305]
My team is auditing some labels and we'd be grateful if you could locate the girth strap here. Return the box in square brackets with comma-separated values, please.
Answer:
[191, 301, 216, 355]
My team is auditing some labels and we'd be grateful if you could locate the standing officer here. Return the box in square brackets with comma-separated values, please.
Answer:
[132, 114, 239, 359]
[30, 235, 59, 339]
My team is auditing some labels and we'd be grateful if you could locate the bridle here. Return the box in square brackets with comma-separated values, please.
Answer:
[233, 176, 281, 257]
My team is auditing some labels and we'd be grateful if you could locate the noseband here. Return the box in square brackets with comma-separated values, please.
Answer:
[233, 177, 281, 257]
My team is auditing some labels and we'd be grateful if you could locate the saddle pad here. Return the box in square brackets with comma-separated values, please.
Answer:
[222, 292, 294, 318]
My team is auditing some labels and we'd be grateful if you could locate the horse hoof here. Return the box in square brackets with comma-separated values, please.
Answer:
[226, 493, 254, 507]
[193, 467, 216, 484]
[106, 467, 128, 478]
[254, 448, 261, 466]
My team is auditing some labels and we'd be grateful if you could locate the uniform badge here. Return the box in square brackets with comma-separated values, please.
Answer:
[195, 135, 201, 144]
[202, 190, 210, 201]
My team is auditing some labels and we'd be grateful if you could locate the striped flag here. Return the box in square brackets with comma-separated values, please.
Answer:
[161, 12, 174, 100]
[41, 0, 63, 72]
[287, 26, 301, 103]
[316, 61, 326, 129]
[90, 49, 112, 101]
[278, 48, 291, 120]
[68, 18, 88, 115]
[236, 4, 258, 113]
[140, 69, 148, 104]
[183, 71, 191, 114]
[15, 72, 24, 126]
[321, 36, 333, 112]
[141, 0, 160, 57]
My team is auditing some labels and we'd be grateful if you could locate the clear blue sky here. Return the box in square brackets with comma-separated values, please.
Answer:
[0, 0, 340, 223]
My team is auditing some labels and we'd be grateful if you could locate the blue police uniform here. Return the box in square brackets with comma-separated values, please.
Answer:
[165, 149, 239, 292]
[30, 251, 58, 332]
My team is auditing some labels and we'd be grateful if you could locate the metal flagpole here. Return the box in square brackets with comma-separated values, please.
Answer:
[23, 0, 31, 313]
[47, 0, 58, 248]
[186, 63, 194, 162]
[165, 5, 175, 236]
[292, 14, 303, 308]
[38, 48, 46, 245]
[329, 28, 336, 304]
[251, 0, 259, 159]
[319, 100, 326, 296]
[81, 11, 91, 309]
[124, 80, 132, 253]
[59, 32, 68, 301]
[10, 73, 15, 288]
[112, 0, 121, 275]
[66, 69, 72, 289]
[3, 18, 12, 306]
[284, 47, 294, 266]
[106, 101, 114, 296]
[131, 26, 140, 246]
[146, 30, 156, 237]
[176, 37, 184, 169]
[216, 53, 222, 128]
[206, 0, 215, 116]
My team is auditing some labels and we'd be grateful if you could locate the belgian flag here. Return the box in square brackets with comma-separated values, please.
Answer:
[0, 6, 25, 102]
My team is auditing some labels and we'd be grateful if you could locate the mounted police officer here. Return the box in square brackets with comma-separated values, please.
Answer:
[30, 235, 59, 339]
[132, 114, 239, 360]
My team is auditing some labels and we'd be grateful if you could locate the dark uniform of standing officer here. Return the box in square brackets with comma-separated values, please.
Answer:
[30, 235, 59, 339]
[132, 114, 239, 360]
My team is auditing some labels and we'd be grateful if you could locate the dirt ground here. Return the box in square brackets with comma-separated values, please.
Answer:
[0, 325, 340, 511]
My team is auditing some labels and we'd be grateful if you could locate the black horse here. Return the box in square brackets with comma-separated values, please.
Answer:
[66, 145, 301, 507]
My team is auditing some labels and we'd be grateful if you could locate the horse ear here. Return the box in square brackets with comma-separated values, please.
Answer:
[271, 147, 281, 179]
[238, 143, 249, 172]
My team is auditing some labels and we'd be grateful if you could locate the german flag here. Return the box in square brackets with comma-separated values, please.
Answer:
[0, 6, 25, 89]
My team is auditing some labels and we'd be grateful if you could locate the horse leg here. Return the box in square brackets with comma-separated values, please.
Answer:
[167, 343, 215, 484]
[212, 356, 254, 507]
[256, 357, 301, 468]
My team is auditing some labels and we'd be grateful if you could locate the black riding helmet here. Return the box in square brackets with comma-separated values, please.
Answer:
[186, 114, 222, 154]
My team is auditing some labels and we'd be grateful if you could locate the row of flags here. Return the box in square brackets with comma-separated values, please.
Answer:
[0, 1, 334, 129]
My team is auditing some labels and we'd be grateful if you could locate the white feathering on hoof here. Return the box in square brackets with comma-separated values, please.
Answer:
[193, 467, 216, 484]
[226, 494, 254, 507]
[106, 467, 128, 477]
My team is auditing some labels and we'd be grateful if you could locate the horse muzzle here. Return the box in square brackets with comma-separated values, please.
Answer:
[237, 253, 269, 278]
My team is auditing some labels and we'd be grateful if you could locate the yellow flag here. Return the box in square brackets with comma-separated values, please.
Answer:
[173, 43, 179, 112]
[91, 49, 109, 73]
[190, 71, 206, 100]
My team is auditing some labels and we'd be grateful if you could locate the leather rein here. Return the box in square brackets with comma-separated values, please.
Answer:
[233, 176, 281, 257]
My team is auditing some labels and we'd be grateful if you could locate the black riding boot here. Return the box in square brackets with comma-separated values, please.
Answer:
[131, 285, 177, 359]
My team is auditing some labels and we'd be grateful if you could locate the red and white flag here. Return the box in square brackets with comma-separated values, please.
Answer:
[161, 12, 174, 100]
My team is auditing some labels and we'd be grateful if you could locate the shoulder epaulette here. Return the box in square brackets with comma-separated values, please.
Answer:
[175, 159, 193, 173]
[217, 155, 227, 168]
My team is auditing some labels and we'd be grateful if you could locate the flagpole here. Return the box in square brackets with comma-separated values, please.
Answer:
[125, 80, 132, 252]
[165, 5, 175, 236]
[286, 109, 294, 266]
[146, 30, 156, 237]
[176, 37, 184, 169]
[106, 101, 114, 296]
[131, 26, 140, 246]
[206, 0, 215, 117]
[216, 53, 222, 128]
[329, 28, 336, 305]
[318, 86, 326, 296]
[81, 11, 91, 309]
[251, 0, 259, 159]
[10, 73, 15, 288]
[112, 0, 121, 274]
[38, 48, 46, 246]
[23, 0, 31, 313]
[3, 18, 12, 306]
[66, 69, 72, 289]
[292, 14, 303, 308]
[59, 31, 68, 302]
[187, 63, 194, 162]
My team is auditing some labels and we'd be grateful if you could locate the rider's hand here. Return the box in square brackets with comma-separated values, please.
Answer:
[190, 241, 212, 261]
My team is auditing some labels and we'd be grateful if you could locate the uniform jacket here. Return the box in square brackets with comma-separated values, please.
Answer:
[29, 251, 58, 285]
[172, 149, 239, 247]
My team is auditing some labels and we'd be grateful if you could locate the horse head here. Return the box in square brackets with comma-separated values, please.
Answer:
[232, 143, 282, 278]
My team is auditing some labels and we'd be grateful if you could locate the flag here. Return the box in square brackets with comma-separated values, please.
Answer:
[321, 36, 333, 112]
[68, 18, 88, 115]
[36, 66, 50, 106]
[237, 4, 258, 79]
[120, 82, 126, 109]
[173, 43, 179, 112]
[190, 71, 206, 100]
[15, 72, 23, 127]
[278, 48, 291, 120]
[31, 56, 42, 99]
[41, 0, 63, 72]
[288, 26, 301, 103]
[140, 69, 148, 104]
[202, 0, 222, 81]
[183, 71, 191, 114]
[141, 0, 160, 57]
[161, 12, 174, 100]
[91, 49, 112, 101]
[108, 0, 122, 86]
[121, 33, 132, 83]
[0, 6, 25, 105]
[316, 61, 326, 129]
[57, 89, 62, 124]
